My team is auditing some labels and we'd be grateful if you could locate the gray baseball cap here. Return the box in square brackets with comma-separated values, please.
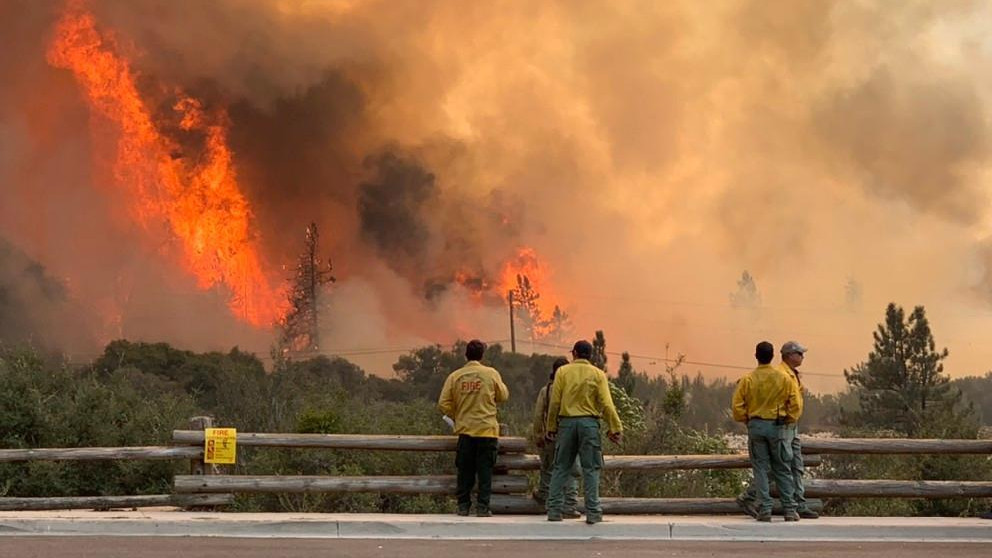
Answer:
[781, 341, 807, 355]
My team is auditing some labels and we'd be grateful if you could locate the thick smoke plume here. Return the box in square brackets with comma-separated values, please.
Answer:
[3, 0, 992, 390]
[0, 237, 95, 353]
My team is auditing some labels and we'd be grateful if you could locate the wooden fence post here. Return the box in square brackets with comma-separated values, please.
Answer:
[183, 416, 225, 511]
[188, 416, 215, 476]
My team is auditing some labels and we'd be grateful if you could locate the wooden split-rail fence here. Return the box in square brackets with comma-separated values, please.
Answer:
[1, 416, 991, 513]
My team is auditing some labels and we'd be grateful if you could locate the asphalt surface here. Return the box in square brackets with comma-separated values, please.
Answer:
[1, 539, 990, 558]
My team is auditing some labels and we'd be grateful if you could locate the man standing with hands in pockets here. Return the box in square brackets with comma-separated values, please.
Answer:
[736, 341, 818, 519]
[732, 341, 803, 522]
[545, 340, 623, 524]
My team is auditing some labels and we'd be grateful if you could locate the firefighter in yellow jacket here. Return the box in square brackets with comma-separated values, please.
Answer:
[737, 341, 819, 519]
[545, 340, 623, 524]
[531, 357, 581, 516]
[438, 339, 509, 517]
[732, 341, 803, 522]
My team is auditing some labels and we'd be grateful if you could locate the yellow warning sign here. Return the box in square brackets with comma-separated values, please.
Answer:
[204, 428, 237, 465]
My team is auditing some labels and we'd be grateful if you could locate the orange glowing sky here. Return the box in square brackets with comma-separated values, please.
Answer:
[4, 1, 992, 391]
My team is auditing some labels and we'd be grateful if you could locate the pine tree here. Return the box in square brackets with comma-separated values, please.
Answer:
[661, 352, 687, 420]
[729, 270, 761, 309]
[843, 303, 975, 437]
[591, 330, 608, 371]
[844, 277, 863, 312]
[544, 305, 573, 344]
[616, 351, 636, 396]
[278, 223, 335, 358]
[509, 274, 543, 341]
[508, 274, 572, 343]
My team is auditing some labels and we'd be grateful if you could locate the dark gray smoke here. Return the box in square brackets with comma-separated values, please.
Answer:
[0, 237, 95, 352]
[358, 150, 437, 280]
[224, 70, 370, 265]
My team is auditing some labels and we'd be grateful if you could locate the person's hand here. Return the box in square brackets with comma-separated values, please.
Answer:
[545, 431, 557, 442]
[607, 431, 622, 445]
[536, 438, 545, 449]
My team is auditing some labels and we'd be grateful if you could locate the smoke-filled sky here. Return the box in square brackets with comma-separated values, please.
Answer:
[3, 0, 992, 392]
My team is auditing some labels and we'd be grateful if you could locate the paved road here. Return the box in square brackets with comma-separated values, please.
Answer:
[1, 538, 989, 558]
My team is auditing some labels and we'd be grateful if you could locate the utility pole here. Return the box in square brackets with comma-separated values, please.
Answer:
[507, 290, 517, 353]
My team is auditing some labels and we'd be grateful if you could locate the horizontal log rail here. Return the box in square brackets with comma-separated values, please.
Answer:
[802, 438, 992, 454]
[0, 446, 202, 463]
[496, 453, 822, 471]
[0, 432, 989, 512]
[0, 493, 233, 511]
[170, 432, 992, 457]
[0, 442, 820, 471]
[172, 431, 528, 453]
[174, 474, 528, 495]
[489, 495, 825, 515]
[803, 479, 992, 498]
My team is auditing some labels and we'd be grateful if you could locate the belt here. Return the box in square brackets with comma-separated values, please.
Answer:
[750, 416, 788, 422]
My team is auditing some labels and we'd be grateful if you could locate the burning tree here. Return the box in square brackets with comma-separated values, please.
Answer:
[278, 223, 335, 358]
[510, 274, 541, 340]
[508, 274, 572, 343]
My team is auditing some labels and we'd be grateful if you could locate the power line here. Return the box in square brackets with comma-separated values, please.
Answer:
[568, 291, 992, 319]
[522, 339, 844, 378]
[252, 338, 516, 361]
[318, 338, 512, 359]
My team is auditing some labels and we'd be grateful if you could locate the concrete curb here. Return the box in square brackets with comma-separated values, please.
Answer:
[0, 511, 989, 542]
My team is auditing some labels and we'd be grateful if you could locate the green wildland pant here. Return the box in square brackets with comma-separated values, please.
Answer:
[455, 435, 498, 510]
[536, 439, 580, 510]
[547, 417, 604, 519]
[740, 424, 809, 511]
[746, 418, 797, 515]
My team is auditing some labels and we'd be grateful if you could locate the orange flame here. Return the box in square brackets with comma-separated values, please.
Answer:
[499, 246, 560, 318]
[47, 6, 286, 326]
[451, 246, 562, 316]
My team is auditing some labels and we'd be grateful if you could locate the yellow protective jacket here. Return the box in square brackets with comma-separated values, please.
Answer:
[438, 361, 509, 438]
[546, 359, 623, 435]
[779, 362, 802, 388]
[779, 361, 804, 399]
[731, 363, 803, 423]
